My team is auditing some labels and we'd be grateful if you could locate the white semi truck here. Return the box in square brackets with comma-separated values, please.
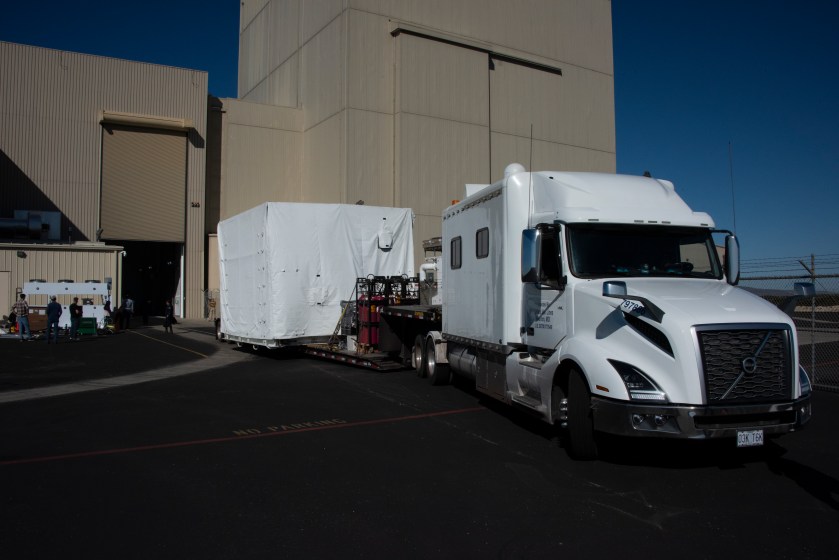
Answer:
[380, 163, 813, 459]
[217, 164, 814, 459]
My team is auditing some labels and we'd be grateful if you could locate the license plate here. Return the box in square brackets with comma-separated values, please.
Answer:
[737, 429, 764, 447]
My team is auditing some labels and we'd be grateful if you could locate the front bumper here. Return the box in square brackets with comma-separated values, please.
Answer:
[591, 395, 812, 439]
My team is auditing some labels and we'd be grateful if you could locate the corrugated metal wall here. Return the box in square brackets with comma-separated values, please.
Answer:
[0, 245, 120, 312]
[0, 42, 208, 318]
[101, 126, 187, 242]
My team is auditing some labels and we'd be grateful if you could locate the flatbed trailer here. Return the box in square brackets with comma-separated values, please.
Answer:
[294, 304, 442, 372]
[298, 344, 406, 371]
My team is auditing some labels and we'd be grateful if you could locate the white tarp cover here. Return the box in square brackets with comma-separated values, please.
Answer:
[218, 202, 414, 342]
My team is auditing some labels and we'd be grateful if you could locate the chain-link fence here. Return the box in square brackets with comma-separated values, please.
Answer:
[739, 254, 839, 392]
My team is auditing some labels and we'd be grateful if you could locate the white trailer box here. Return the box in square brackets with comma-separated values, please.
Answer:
[218, 203, 414, 346]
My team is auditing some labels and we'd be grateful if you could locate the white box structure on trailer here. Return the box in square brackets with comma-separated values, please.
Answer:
[23, 281, 111, 329]
[217, 202, 414, 346]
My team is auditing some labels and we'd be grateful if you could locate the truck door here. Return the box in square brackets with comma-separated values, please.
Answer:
[521, 225, 568, 349]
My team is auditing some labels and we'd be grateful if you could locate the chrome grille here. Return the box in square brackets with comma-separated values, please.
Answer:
[697, 327, 791, 403]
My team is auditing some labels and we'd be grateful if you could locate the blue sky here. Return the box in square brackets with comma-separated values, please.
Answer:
[2, 1, 837, 262]
[613, 1, 839, 265]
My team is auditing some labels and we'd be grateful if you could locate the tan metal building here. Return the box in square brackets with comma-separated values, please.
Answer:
[0, 243, 122, 321]
[220, 0, 616, 264]
[0, 42, 208, 319]
[2, 1, 615, 318]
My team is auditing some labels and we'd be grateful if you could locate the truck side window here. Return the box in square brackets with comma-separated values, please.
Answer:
[540, 229, 560, 283]
[476, 228, 489, 259]
[451, 236, 462, 269]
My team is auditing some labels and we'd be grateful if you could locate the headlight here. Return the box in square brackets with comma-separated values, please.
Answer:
[609, 360, 668, 402]
[799, 365, 812, 396]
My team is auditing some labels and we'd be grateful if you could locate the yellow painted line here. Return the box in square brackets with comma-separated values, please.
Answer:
[128, 330, 209, 359]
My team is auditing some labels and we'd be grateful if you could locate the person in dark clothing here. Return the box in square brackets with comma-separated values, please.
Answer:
[69, 297, 83, 340]
[46, 296, 62, 344]
[163, 300, 174, 334]
[122, 296, 134, 329]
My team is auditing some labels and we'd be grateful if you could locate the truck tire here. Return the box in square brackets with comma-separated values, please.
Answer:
[413, 335, 427, 377]
[215, 319, 224, 342]
[425, 336, 451, 386]
[566, 369, 598, 460]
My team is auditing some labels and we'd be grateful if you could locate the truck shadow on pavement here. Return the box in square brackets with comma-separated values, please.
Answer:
[765, 455, 839, 513]
[470, 381, 839, 512]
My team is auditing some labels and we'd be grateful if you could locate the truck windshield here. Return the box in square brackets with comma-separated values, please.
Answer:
[567, 224, 722, 279]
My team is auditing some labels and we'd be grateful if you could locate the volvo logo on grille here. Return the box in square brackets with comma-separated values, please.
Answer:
[742, 357, 758, 376]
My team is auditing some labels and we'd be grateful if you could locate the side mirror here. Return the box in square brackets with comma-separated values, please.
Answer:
[781, 282, 816, 316]
[521, 229, 540, 283]
[794, 282, 815, 298]
[603, 281, 628, 297]
[725, 234, 740, 285]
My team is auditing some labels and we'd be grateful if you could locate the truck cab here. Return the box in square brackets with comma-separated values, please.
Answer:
[440, 163, 812, 458]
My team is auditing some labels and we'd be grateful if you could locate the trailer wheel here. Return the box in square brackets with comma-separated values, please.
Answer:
[566, 369, 598, 460]
[215, 319, 224, 342]
[425, 336, 451, 386]
[413, 335, 426, 377]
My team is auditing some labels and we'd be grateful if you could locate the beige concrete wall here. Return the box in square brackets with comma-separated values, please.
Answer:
[235, 0, 616, 266]
[219, 98, 303, 220]
[350, 0, 614, 74]
[303, 114, 344, 203]
[206, 234, 219, 295]
[302, 0, 344, 44]
[347, 11, 393, 114]
[240, 0, 300, 105]
[301, 16, 344, 130]
[347, 109, 393, 207]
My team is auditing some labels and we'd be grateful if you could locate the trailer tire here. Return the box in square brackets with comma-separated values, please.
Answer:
[425, 336, 451, 386]
[215, 319, 224, 342]
[413, 335, 427, 377]
[566, 369, 599, 460]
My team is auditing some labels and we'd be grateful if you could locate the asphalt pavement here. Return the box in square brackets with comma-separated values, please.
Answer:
[0, 317, 247, 401]
[1, 321, 838, 559]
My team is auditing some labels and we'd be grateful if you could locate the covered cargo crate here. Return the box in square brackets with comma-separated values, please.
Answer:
[218, 202, 414, 346]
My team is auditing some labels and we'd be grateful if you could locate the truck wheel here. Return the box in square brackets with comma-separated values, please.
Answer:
[425, 336, 451, 386]
[413, 335, 426, 377]
[566, 369, 598, 460]
[215, 319, 224, 342]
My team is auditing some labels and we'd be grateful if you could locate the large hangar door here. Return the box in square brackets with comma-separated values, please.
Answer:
[100, 124, 187, 317]
[395, 32, 490, 261]
[100, 124, 186, 243]
[488, 56, 614, 176]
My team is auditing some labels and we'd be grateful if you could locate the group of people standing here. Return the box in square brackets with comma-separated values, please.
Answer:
[12, 293, 87, 343]
[10, 293, 176, 341]
[45, 295, 84, 343]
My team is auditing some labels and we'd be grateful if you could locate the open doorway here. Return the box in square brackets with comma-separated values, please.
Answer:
[117, 241, 182, 318]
